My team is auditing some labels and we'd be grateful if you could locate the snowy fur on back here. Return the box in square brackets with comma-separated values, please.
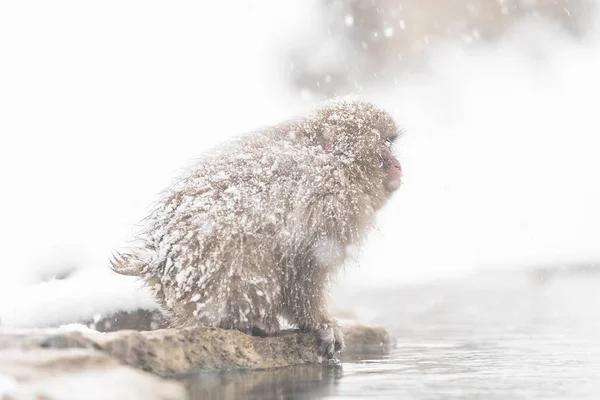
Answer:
[110, 98, 400, 357]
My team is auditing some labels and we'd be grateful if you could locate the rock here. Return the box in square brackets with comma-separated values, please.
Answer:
[0, 327, 321, 376]
[342, 324, 396, 351]
[94, 327, 322, 374]
[0, 323, 394, 376]
[0, 348, 186, 400]
[84, 309, 168, 333]
[340, 323, 397, 362]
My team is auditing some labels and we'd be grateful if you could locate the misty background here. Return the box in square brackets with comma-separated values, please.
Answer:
[1, 0, 599, 328]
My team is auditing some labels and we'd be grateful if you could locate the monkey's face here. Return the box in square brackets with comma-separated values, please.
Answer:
[308, 98, 402, 196]
[346, 102, 403, 194]
[381, 131, 402, 192]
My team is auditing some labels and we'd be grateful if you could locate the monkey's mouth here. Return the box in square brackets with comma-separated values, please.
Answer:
[383, 152, 402, 192]
[386, 166, 402, 191]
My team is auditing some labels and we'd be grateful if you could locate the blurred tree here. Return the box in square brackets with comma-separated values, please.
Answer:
[286, 0, 593, 99]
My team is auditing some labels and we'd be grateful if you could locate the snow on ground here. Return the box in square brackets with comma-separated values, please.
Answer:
[1, 1, 600, 327]
[0, 269, 156, 328]
[0, 374, 18, 397]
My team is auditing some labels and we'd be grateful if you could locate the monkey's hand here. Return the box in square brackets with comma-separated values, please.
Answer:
[316, 321, 345, 359]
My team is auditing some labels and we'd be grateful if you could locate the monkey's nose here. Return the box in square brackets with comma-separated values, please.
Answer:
[390, 157, 402, 174]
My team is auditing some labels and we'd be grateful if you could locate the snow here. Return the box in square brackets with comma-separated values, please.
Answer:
[0, 374, 18, 396]
[1, 1, 600, 328]
[0, 362, 184, 400]
[0, 268, 156, 328]
[345, 15, 354, 27]
[313, 237, 346, 268]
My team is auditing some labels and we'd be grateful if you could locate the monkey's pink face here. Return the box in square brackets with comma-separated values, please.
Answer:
[381, 133, 402, 192]
[382, 145, 402, 192]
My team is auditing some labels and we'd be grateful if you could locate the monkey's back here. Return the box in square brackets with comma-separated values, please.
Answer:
[136, 133, 340, 327]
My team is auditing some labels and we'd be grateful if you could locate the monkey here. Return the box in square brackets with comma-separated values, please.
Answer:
[110, 98, 402, 359]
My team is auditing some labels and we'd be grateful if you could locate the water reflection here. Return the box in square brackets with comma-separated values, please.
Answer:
[183, 363, 343, 400]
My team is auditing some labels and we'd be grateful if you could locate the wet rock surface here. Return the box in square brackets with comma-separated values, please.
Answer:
[1, 323, 393, 375]
[0, 327, 321, 375]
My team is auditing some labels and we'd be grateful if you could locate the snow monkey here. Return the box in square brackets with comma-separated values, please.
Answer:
[110, 98, 402, 358]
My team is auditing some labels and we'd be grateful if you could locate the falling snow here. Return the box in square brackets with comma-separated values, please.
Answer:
[345, 14, 354, 27]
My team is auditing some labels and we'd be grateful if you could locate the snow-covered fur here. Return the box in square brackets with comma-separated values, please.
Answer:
[110, 98, 400, 358]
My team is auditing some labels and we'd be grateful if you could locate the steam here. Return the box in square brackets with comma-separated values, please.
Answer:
[340, 12, 600, 286]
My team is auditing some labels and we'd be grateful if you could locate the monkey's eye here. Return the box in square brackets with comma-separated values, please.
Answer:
[384, 134, 398, 147]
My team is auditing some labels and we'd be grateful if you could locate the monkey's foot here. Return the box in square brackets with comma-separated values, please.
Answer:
[324, 357, 342, 366]
[316, 324, 345, 359]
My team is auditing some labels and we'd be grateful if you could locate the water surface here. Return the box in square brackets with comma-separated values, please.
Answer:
[184, 269, 600, 399]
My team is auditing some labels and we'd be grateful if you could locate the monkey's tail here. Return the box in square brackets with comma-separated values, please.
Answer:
[109, 250, 147, 276]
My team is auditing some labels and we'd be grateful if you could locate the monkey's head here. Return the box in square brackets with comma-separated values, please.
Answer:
[304, 98, 402, 200]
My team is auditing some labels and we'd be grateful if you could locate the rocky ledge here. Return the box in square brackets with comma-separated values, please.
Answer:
[0, 322, 395, 399]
